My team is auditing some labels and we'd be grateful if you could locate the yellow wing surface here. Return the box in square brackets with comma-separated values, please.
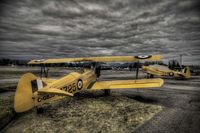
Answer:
[37, 88, 74, 96]
[90, 78, 164, 90]
[28, 55, 161, 64]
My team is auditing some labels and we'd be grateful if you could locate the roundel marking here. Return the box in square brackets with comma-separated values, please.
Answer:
[77, 79, 83, 90]
[135, 55, 152, 59]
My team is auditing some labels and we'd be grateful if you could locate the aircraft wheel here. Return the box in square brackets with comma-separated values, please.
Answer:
[36, 107, 44, 114]
[104, 89, 111, 96]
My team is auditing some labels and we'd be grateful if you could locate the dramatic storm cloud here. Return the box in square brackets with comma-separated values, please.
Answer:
[0, 0, 200, 64]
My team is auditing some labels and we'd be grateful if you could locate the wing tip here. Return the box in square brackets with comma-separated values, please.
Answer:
[158, 78, 164, 87]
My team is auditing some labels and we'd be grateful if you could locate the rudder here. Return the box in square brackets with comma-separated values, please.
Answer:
[185, 66, 191, 79]
[14, 73, 37, 113]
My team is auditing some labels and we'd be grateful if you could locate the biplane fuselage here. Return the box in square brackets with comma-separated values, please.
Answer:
[14, 69, 97, 112]
[14, 55, 164, 113]
[37, 69, 96, 102]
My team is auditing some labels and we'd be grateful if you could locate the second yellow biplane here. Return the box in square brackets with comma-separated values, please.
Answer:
[142, 65, 191, 79]
[14, 55, 164, 113]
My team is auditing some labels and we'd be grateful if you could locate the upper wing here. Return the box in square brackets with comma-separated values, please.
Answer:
[28, 55, 161, 64]
[90, 78, 164, 90]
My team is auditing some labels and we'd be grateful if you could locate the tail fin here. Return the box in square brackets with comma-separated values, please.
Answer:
[14, 73, 37, 113]
[184, 66, 191, 79]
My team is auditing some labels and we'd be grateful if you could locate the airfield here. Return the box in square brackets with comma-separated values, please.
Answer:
[0, 66, 200, 133]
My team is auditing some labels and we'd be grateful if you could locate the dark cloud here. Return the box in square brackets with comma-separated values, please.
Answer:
[0, 0, 200, 64]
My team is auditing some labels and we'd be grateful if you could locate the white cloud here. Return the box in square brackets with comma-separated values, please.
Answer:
[82, 3, 105, 11]
[34, 25, 63, 32]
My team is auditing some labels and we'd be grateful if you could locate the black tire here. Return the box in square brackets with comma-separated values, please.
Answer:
[77, 79, 83, 90]
[36, 107, 44, 114]
[104, 89, 111, 96]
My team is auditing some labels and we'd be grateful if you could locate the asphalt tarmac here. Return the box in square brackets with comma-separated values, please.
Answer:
[115, 77, 200, 133]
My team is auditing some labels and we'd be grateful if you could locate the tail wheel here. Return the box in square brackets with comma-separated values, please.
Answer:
[36, 107, 44, 114]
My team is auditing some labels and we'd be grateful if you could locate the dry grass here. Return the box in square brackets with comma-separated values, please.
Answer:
[4, 92, 162, 133]
[0, 94, 15, 130]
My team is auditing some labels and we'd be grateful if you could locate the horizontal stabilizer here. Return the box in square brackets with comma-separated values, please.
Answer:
[38, 88, 74, 96]
[90, 78, 164, 90]
[28, 55, 161, 64]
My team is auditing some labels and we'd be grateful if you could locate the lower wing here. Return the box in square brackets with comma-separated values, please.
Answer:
[90, 78, 164, 90]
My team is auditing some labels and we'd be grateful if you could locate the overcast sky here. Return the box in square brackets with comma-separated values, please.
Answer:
[0, 0, 200, 64]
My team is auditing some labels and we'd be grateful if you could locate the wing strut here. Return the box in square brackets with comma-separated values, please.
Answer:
[135, 61, 140, 79]
[40, 65, 49, 78]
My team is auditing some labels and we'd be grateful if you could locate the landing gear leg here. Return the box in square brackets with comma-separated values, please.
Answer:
[40, 65, 49, 78]
[150, 74, 154, 78]
[104, 89, 111, 96]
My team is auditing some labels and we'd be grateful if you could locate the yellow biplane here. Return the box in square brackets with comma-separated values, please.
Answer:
[14, 55, 164, 113]
[142, 65, 191, 79]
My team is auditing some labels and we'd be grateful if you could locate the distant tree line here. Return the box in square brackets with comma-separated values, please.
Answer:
[188, 65, 200, 75]
[168, 60, 182, 70]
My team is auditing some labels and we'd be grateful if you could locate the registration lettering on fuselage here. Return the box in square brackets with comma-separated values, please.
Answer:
[37, 79, 83, 102]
